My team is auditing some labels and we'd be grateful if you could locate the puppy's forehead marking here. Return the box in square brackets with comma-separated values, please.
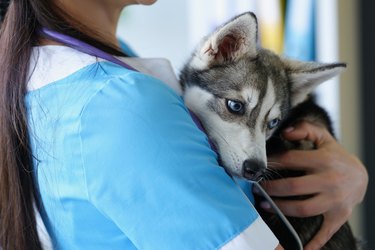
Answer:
[258, 78, 277, 122]
[269, 102, 281, 119]
[241, 87, 259, 109]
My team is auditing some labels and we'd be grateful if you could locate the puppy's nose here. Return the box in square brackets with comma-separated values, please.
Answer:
[242, 159, 266, 180]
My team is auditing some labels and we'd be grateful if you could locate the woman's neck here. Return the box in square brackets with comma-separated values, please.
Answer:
[52, 0, 125, 48]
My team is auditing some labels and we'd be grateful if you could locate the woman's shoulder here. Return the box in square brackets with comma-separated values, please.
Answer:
[27, 45, 184, 116]
[71, 63, 186, 132]
[79, 64, 190, 137]
[27, 45, 100, 91]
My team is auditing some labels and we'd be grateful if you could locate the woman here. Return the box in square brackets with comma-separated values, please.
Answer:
[0, 0, 368, 250]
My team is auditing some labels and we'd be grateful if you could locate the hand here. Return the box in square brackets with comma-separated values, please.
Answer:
[261, 121, 368, 250]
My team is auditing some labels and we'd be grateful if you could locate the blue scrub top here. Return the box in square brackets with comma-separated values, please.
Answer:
[26, 46, 275, 249]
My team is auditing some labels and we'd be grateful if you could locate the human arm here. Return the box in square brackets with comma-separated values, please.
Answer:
[261, 121, 368, 250]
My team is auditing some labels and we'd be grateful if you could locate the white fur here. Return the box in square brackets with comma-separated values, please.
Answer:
[261, 79, 281, 140]
[258, 79, 277, 122]
[184, 84, 280, 177]
[242, 87, 260, 109]
[251, 79, 279, 165]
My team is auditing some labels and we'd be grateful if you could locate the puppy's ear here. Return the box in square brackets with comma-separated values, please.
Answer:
[190, 12, 258, 70]
[283, 59, 346, 106]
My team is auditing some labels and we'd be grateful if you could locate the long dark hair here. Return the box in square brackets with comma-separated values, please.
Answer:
[0, 1, 125, 249]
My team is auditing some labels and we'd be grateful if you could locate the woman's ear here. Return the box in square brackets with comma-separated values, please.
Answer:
[190, 12, 259, 70]
[283, 59, 346, 106]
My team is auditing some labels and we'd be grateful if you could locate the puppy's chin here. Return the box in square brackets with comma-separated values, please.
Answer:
[219, 162, 263, 181]
[217, 158, 240, 178]
[225, 167, 264, 182]
[218, 158, 265, 182]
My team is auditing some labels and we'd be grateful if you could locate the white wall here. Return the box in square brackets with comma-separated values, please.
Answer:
[338, 0, 364, 239]
[116, 0, 258, 71]
[315, 0, 341, 136]
[117, 0, 190, 72]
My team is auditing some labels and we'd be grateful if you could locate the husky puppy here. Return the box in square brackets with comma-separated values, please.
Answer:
[264, 98, 357, 250]
[180, 12, 357, 249]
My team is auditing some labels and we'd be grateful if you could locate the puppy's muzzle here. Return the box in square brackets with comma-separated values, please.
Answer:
[242, 159, 266, 181]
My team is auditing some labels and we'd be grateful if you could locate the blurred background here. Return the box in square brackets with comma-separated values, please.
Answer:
[117, 0, 374, 248]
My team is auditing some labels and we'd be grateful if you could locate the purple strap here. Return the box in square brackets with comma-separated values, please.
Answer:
[40, 28, 138, 71]
[40, 28, 217, 153]
[188, 110, 217, 152]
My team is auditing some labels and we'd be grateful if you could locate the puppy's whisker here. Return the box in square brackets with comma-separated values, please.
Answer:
[262, 170, 276, 182]
[264, 168, 284, 180]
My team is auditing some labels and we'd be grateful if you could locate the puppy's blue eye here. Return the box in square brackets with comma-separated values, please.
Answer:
[267, 118, 280, 129]
[226, 99, 244, 114]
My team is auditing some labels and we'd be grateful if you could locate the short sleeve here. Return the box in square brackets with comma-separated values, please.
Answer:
[79, 72, 278, 250]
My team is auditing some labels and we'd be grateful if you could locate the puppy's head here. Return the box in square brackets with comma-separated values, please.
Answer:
[180, 12, 345, 180]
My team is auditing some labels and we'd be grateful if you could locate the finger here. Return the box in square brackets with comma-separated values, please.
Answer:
[275, 244, 284, 250]
[262, 175, 324, 197]
[268, 150, 328, 170]
[304, 213, 347, 250]
[282, 122, 335, 146]
[268, 195, 330, 217]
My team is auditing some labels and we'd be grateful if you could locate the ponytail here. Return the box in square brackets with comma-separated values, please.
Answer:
[0, 1, 125, 249]
[0, 0, 42, 248]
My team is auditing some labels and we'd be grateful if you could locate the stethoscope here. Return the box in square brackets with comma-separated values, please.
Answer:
[40, 28, 303, 250]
